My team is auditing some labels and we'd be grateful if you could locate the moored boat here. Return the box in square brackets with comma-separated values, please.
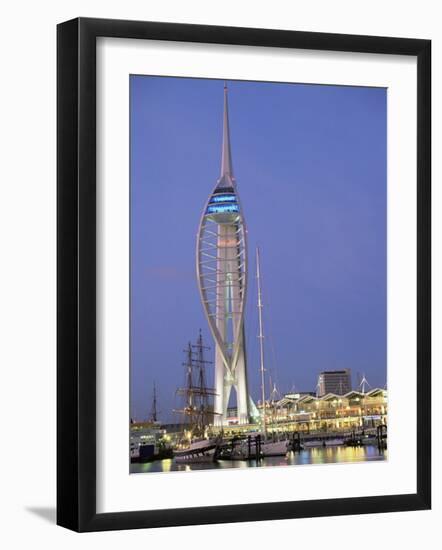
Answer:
[173, 332, 220, 463]
[174, 439, 219, 463]
[260, 438, 289, 457]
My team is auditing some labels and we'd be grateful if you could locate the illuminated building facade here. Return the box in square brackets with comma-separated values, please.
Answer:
[266, 388, 388, 432]
[196, 84, 251, 426]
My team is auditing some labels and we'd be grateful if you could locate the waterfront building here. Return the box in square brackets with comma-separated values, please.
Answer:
[195, 388, 387, 436]
[317, 369, 352, 397]
[271, 388, 387, 433]
[196, 84, 255, 426]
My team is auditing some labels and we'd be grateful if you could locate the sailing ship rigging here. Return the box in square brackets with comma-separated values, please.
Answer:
[174, 330, 218, 440]
[255, 247, 289, 453]
[256, 246, 267, 436]
[149, 381, 159, 423]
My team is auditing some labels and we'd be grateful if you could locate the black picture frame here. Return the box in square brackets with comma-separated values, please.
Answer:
[57, 17, 431, 532]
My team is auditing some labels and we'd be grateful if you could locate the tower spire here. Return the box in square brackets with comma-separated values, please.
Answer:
[220, 82, 234, 180]
[197, 81, 252, 426]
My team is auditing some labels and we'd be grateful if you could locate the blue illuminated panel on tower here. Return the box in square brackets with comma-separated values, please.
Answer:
[210, 194, 236, 204]
[207, 204, 239, 214]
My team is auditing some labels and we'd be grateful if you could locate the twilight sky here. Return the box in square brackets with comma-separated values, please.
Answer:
[130, 76, 386, 423]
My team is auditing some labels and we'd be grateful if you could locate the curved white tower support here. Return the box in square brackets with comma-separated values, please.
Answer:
[196, 84, 250, 426]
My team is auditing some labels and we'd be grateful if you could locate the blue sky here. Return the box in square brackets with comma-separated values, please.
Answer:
[130, 76, 386, 422]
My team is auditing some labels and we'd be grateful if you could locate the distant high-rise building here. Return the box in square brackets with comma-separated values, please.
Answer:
[317, 369, 351, 397]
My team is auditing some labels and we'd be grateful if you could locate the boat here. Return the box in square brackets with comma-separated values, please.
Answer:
[173, 331, 220, 463]
[130, 422, 173, 462]
[174, 439, 219, 463]
[361, 435, 379, 445]
[130, 383, 173, 462]
[260, 438, 290, 456]
[255, 247, 290, 458]
[343, 432, 382, 447]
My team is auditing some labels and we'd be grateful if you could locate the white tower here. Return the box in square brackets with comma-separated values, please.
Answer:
[196, 84, 250, 426]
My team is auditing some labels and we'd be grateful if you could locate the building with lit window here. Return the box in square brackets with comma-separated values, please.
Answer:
[269, 388, 387, 433]
[317, 369, 352, 397]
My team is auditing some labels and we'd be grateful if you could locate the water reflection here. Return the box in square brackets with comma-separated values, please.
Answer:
[131, 445, 386, 474]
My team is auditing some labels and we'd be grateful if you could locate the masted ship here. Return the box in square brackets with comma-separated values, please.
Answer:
[173, 331, 221, 462]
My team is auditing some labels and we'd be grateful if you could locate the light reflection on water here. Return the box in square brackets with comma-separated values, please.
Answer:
[130, 445, 387, 474]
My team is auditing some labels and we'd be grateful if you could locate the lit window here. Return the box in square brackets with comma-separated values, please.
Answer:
[210, 195, 236, 203]
[207, 204, 239, 214]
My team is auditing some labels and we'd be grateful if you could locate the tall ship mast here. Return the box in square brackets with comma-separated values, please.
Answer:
[256, 246, 267, 437]
[149, 381, 158, 423]
[175, 331, 218, 439]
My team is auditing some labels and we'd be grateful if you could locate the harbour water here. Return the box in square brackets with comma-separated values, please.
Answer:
[131, 445, 387, 474]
